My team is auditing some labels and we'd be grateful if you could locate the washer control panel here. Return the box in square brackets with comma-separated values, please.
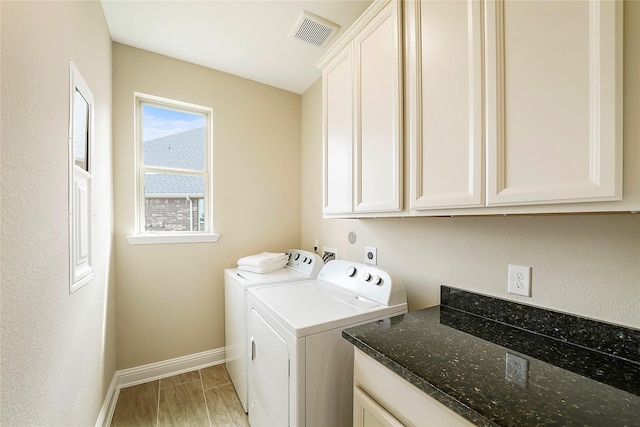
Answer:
[286, 249, 323, 277]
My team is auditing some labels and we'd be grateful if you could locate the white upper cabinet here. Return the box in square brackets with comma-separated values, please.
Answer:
[407, 0, 631, 215]
[485, 0, 623, 206]
[406, 0, 484, 210]
[323, 0, 634, 217]
[354, 3, 403, 213]
[319, 0, 403, 217]
[323, 46, 354, 215]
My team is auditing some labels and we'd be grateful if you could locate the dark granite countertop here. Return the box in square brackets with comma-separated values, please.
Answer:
[342, 287, 640, 427]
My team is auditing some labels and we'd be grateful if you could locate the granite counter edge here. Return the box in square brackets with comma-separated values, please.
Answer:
[342, 331, 497, 427]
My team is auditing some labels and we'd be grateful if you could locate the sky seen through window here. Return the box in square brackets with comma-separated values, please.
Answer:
[143, 105, 205, 141]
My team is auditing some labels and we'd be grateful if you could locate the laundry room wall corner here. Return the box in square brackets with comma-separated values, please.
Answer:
[112, 43, 303, 370]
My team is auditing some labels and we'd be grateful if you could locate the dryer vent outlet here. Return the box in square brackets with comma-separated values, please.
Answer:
[322, 248, 337, 264]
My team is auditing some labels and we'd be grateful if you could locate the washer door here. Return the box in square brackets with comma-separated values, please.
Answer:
[248, 308, 289, 427]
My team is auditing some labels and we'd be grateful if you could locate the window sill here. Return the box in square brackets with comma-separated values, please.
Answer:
[127, 233, 220, 245]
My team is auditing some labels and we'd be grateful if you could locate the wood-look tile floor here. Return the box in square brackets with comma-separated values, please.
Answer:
[111, 363, 249, 427]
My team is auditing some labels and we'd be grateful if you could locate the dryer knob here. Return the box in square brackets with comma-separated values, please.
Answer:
[306, 258, 313, 264]
[294, 253, 301, 260]
[302, 256, 308, 263]
[362, 273, 372, 282]
[347, 266, 357, 277]
[372, 276, 383, 285]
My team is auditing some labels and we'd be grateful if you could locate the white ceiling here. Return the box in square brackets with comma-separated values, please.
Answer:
[100, 0, 372, 94]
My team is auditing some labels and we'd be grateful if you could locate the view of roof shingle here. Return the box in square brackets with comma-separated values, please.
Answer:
[143, 127, 205, 196]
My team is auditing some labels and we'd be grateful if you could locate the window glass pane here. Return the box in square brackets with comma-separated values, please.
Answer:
[144, 172, 205, 232]
[73, 89, 89, 171]
[142, 105, 206, 171]
[198, 199, 205, 231]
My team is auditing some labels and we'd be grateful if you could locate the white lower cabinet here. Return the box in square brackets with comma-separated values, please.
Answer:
[353, 348, 475, 427]
[354, 387, 404, 427]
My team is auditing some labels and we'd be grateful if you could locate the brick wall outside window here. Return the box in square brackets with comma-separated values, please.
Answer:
[145, 197, 202, 231]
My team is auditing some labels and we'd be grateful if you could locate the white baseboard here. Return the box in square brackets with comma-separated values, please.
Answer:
[95, 374, 119, 427]
[96, 347, 226, 427]
[116, 347, 226, 388]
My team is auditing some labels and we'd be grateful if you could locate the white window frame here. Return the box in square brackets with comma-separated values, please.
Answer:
[127, 93, 219, 245]
[69, 60, 95, 292]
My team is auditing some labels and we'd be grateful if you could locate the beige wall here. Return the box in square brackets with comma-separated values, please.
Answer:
[0, 1, 116, 425]
[113, 44, 302, 369]
[301, 1, 640, 330]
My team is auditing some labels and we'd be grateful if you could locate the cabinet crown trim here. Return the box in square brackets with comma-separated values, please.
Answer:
[316, 0, 393, 70]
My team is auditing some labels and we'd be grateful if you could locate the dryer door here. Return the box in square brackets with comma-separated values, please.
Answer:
[248, 308, 290, 427]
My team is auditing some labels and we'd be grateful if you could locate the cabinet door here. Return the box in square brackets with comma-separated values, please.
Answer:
[354, 387, 404, 427]
[485, 0, 623, 206]
[353, 1, 403, 213]
[354, 349, 476, 427]
[323, 46, 354, 215]
[407, 0, 484, 210]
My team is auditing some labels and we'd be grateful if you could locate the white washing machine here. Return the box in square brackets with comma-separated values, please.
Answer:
[225, 249, 323, 413]
[247, 260, 407, 427]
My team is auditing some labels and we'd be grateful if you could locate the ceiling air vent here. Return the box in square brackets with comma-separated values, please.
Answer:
[291, 11, 340, 47]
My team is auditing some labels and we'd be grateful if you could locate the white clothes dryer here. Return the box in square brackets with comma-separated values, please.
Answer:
[247, 260, 407, 427]
[224, 249, 323, 412]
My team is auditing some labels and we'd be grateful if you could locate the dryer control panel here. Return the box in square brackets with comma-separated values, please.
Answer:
[318, 260, 406, 307]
